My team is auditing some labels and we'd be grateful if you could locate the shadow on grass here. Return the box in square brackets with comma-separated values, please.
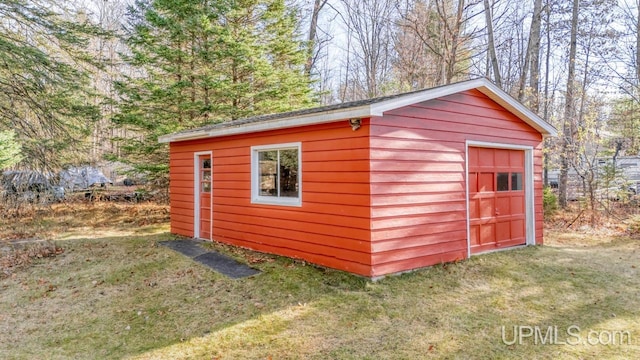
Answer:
[0, 231, 368, 359]
[124, 243, 640, 359]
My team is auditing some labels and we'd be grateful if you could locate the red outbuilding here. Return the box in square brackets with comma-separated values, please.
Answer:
[159, 78, 557, 278]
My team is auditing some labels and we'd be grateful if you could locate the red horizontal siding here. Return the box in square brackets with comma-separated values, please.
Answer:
[169, 121, 374, 276]
[210, 211, 369, 236]
[371, 230, 468, 252]
[369, 89, 544, 277]
[371, 250, 467, 276]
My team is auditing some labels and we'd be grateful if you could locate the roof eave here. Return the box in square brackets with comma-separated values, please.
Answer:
[158, 131, 209, 143]
[159, 105, 374, 143]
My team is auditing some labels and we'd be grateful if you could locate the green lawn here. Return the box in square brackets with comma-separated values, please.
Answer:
[1, 205, 639, 359]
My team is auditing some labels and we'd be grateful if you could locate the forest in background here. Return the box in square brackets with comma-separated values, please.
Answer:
[1, 0, 639, 216]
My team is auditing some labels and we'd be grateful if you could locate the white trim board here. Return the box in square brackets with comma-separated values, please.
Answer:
[465, 141, 536, 258]
[160, 78, 557, 143]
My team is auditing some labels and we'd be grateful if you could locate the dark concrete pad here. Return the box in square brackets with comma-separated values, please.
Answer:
[159, 240, 209, 258]
[193, 252, 261, 279]
[159, 239, 260, 279]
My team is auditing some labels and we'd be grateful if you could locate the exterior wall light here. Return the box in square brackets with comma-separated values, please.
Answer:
[349, 118, 361, 131]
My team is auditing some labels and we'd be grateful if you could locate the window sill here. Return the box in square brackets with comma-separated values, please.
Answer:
[251, 197, 302, 207]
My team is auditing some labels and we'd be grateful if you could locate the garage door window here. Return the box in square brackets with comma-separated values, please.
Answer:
[497, 173, 509, 191]
[511, 172, 523, 191]
[497, 172, 523, 192]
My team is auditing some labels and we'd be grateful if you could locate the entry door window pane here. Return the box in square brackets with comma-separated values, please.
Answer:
[200, 156, 211, 193]
[511, 172, 523, 191]
[497, 172, 509, 191]
[202, 182, 211, 192]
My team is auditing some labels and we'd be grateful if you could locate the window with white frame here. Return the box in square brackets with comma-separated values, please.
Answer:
[251, 143, 301, 206]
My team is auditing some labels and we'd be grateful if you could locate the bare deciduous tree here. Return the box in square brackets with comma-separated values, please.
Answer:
[483, 0, 501, 87]
[394, 0, 480, 89]
[336, 0, 397, 99]
[517, 0, 542, 111]
[558, 0, 580, 209]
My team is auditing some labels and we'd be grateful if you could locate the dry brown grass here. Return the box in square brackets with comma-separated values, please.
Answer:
[0, 205, 639, 359]
[0, 201, 169, 241]
[1, 241, 64, 278]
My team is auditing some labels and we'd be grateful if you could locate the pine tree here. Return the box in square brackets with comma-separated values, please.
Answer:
[0, 130, 22, 170]
[0, 0, 103, 170]
[113, 0, 314, 185]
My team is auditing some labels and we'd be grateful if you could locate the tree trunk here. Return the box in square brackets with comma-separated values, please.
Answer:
[445, 0, 465, 84]
[305, 0, 327, 76]
[636, 0, 640, 86]
[483, 0, 501, 87]
[558, 0, 579, 209]
[542, 0, 551, 187]
[528, 0, 543, 111]
[518, 0, 542, 108]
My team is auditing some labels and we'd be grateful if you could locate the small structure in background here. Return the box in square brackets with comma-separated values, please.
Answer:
[0, 170, 64, 203]
[548, 156, 640, 201]
[59, 166, 112, 192]
[1, 166, 115, 204]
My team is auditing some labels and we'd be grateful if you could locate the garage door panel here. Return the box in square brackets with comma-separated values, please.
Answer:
[511, 219, 525, 238]
[510, 151, 524, 167]
[479, 198, 495, 218]
[510, 196, 525, 214]
[469, 198, 480, 218]
[480, 224, 495, 245]
[478, 148, 494, 167]
[469, 147, 479, 166]
[470, 225, 480, 246]
[495, 149, 510, 167]
[469, 172, 478, 193]
[496, 197, 511, 215]
[496, 221, 510, 241]
[469, 147, 526, 254]
[479, 173, 494, 192]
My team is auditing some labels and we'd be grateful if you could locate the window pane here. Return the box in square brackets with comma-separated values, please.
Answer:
[202, 182, 211, 193]
[279, 149, 299, 198]
[511, 172, 523, 191]
[497, 172, 509, 191]
[259, 150, 278, 196]
[202, 159, 211, 169]
[202, 170, 211, 181]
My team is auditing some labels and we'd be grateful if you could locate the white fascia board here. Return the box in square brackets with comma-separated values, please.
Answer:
[370, 78, 489, 116]
[372, 78, 557, 137]
[475, 81, 558, 137]
[205, 106, 372, 138]
[159, 131, 209, 143]
[159, 105, 373, 143]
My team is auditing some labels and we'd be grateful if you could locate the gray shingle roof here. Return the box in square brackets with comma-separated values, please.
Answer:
[169, 87, 428, 138]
